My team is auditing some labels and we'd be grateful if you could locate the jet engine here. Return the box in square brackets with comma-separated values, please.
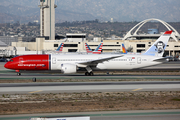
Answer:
[61, 63, 77, 74]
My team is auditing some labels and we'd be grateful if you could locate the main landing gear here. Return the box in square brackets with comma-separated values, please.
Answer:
[85, 66, 94, 76]
[85, 71, 94, 76]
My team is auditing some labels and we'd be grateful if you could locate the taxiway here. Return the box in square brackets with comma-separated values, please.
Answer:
[0, 81, 180, 94]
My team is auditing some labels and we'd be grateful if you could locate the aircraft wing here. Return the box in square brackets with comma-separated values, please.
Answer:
[77, 55, 123, 67]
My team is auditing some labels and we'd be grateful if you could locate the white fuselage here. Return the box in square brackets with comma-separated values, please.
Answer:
[50, 54, 164, 71]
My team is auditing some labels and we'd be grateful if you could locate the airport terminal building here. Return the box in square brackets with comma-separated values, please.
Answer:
[9, 33, 180, 57]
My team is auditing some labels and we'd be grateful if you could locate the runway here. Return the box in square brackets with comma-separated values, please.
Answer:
[1, 74, 180, 80]
[1, 71, 180, 80]
[1, 68, 180, 80]
[0, 81, 180, 94]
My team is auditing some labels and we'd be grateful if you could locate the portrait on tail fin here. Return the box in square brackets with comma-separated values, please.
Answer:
[154, 41, 165, 54]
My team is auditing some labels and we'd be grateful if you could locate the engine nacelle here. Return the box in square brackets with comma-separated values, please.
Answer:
[61, 63, 77, 74]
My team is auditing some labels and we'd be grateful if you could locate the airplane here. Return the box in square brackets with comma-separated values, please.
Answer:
[85, 43, 103, 54]
[48, 42, 102, 55]
[56, 43, 64, 52]
[121, 43, 141, 55]
[122, 43, 128, 54]
[4, 31, 172, 76]
[45, 43, 64, 54]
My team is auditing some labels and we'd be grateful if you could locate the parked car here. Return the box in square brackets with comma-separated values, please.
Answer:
[0, 58, 8, 62]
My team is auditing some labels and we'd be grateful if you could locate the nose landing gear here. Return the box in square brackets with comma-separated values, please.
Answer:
[17, 72, 21, 76]
[16, 70, 21, 76]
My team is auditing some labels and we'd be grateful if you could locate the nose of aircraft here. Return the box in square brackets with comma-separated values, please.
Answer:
[4, 62, 9, 69]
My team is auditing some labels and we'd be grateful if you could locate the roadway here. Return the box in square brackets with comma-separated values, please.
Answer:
[1, 72, 180, 80]
[0, 81, 180, 94]
[0, 110, 180, 120]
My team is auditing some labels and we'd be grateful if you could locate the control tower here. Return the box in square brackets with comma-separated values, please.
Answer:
[39, 0, 57, 40]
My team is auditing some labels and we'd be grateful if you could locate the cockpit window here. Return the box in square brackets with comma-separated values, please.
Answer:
[10, 60, 13, 62]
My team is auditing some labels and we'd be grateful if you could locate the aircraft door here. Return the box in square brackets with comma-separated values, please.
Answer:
[52, 57, 56, 64]
[19, 58, 23, 64]
[137, 57, 141, 64]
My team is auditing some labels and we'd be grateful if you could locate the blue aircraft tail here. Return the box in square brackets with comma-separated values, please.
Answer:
[143, 31, 172, 57]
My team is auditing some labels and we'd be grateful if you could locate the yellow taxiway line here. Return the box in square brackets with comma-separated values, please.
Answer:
[132, 88, 143, 91]
[29, 90, 43, 94]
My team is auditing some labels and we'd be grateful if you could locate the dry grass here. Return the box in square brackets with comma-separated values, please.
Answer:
[0, 91, 180, 115]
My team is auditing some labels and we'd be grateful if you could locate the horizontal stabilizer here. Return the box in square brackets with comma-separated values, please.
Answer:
[153, 57, 170, 62]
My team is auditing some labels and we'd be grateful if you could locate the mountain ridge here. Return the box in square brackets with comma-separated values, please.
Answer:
[0, 0, 179, 23]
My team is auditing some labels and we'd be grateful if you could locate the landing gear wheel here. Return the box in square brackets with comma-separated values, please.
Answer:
[32, 78, 36, 82]
[85, 72, 94, 76]
[85, 72, 89, 76]
[89, 72, 94, 76]
[17, 73, 21, 76]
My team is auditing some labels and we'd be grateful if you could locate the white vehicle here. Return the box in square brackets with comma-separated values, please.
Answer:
[30, 116, 90, 120]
